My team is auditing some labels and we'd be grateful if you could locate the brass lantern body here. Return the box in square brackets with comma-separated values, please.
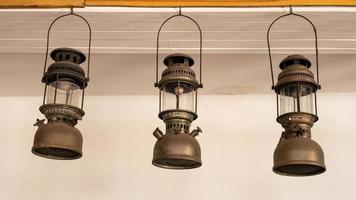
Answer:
[153, 54, 202, 169]
[153, 132, 201, 169]
[32, 120, 83, 160]
[273, 55, 326, 176]
[273, 112, 326, 176]
[32, 48, 87, 160]
[153, 110, 202, 169]
[273, 137, 325, 176]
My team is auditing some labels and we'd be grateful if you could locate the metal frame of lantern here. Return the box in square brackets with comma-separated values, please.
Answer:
[152, 8, 204, 169]
[32, 8, 92, 160]
[267, 7, 326, 176]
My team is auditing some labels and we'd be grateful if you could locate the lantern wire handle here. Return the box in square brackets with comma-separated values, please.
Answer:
[42, 7, 92, 82]
[155, 7, 203, 88]
[267, 6, 320, 89]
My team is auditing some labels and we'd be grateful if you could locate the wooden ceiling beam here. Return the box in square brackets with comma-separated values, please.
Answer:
[85, 0, 356, 7]
[1, 0, 356, 8]
[0, 0, 84, 8]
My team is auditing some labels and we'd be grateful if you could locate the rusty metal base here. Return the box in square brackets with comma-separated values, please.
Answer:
[32, 147, 82, 160]
[32, 121, 83, 160]
[153, 156, 202, 170]
[152, 132, 202, 170]
[273, 137, 326, 176]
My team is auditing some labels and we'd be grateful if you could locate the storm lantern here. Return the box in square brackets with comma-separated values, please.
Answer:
[152, 9, 204, 169]
[267, 9, 326, 176]
[32, 10, 92, 160]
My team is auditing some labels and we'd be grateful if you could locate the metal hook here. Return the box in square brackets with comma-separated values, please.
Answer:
[70, 7, 74, 14]
[289, 6, 293, 15]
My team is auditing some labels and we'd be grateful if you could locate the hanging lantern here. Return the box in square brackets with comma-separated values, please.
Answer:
[32, 9, 92, 160]
[267, 8, 326, 176]
[152, 9, 204, 169]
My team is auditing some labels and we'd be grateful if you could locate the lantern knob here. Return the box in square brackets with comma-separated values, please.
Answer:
[279, 54, 311, 70]
[163, 53, 194, 67]
[153, 127, 164, 139]
[34, 119, 45, 127]
[51, 47, 86, 64]
[190, 126, 202, 137]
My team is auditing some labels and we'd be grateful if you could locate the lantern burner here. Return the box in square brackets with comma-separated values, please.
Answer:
[277, 112, 318, 139]
[159, 110, 196, 135]
[39, 104, 85, 126]
[159, 109, 197, 121]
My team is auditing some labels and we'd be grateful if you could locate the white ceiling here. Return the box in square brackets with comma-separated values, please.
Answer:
[2, 7, 356, 54]
[0, 7, 356, 96]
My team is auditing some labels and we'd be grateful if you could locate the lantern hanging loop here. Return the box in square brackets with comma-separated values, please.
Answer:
[267, 6, 320, 89]
[155, 7, 203, 88]
[43, 7, 92, 82]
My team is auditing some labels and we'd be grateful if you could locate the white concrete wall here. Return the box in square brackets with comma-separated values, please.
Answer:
[0, 93, 353, 200]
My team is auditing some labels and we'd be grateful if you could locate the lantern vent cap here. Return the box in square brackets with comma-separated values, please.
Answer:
[159, 109, 197, 121]
[163, 53, 194, 67]
[43, 48, 87, 88]
[279, 54, 311, 70]
[50, 47, 86, 64]
[274, 54, 317, 92]
[159, 53, 199, 90]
